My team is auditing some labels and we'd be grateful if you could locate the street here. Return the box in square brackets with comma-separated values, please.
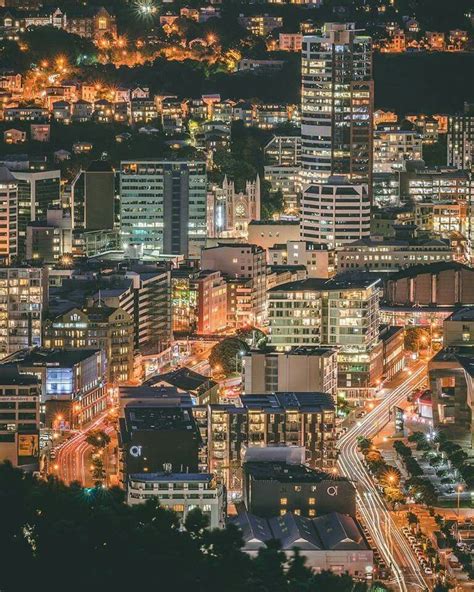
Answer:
[338, 363, 429, 592]
[53, 413, 115, 486]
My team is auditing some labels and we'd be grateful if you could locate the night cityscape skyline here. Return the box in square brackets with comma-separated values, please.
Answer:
[0, 1, 474, 591]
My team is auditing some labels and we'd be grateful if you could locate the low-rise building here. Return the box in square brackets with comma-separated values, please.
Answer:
[0, 368, 40, 471]
[248, 220, 300, 253]
[243, 458, 356, 518]
[238, 14, 283, 36]
[337, 237, 454, 273]
[2, 348, 107, 429]
[143, 367, 219, 406]
[373, 129, 423, 173]
[269, 241, 335, 278]
[233, 509, 373, 578]
[428, 349, 474, 444]
[279, 33, 303, 51]
[127, 472, 226, 528]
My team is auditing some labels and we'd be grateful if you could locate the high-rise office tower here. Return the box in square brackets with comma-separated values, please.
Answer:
[120, 160, 207, 258]
[300, 176, 371, 248]
[447, 103, 474, 169]
[300, 23, 373, 187]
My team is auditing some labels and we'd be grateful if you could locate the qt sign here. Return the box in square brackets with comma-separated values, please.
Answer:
[130, 445, 143, 458]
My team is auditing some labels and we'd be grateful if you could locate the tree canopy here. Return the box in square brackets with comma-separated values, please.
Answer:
[0, 461, 375, 592]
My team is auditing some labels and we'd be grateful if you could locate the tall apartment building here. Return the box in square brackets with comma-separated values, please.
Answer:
[301, 24, 373, 186]
[0, 267, 46, 358]
[300, 177, 371, 249]
[196, 270, 227, 335]
[120, 160, 207, 258]
[43, 305, 135, 384]
[207, 392, 336, 491]
[0, 167, 18, 263]
[373, 129, 423, 173]
[447, 104, 474, 169]
[201, 243, 266, 326]
[124, 266, 171, 353]
[0, 369, 40, 471]
[13, 169, 61, 258]
[242, 347, 338, 398]
[264, 135, 301, 213]
[268, 276, 382, 399]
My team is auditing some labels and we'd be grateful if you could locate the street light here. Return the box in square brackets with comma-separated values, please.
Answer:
[457, 485, 464, 517]
[235, 350, 245, 373]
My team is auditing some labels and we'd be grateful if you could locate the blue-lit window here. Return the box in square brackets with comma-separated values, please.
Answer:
[46, 368, 73, 395]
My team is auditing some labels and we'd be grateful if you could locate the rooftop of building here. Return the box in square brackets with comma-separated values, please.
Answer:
[342, 236, 450, 249]
[245, 346, 336, 358]
[203, 242, 264, 251]
[268, 274, 381, 293]
[0, 368, 39, 386]
[120, 386, 193, 407]
[244, 461, 350, 484]
[129, 472, 213, 483]
[233, 508, 368, 552]
[87, 160, 113, 173]
[241, 392, 334, 412]
[446, 308, 474, 322]
[1, 347, 101, 368]
[379, 325, 404, 342]
[122, 404, 198, 436]
[143, 367, 217, 393]
[268, 264, 307, 273]
[248, 220, 300, 226]
[387, 261, 471, 281]
[430, 347, 474, 378]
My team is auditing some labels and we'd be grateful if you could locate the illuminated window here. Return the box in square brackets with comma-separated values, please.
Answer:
[309, 509, 316, 517]
[280, 509, 287, 516]
[294, 485, 301, 492]
[98, 17, 107, 30]
[308, 497, 315, 505]
[294, 509, 301, 516]
[280, 497, 287, 506]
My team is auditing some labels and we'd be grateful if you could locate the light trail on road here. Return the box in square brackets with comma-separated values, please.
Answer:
[55, 413, 114, 485]
[338, 365, 429, 592]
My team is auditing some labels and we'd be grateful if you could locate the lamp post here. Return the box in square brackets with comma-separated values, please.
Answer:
[235, 350, 245, 373]
[457, 485, 464, 518]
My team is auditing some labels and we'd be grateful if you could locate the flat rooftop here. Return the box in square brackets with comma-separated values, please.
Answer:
[241, 392, 334, 412]
[129, 472, 213, 483]
[447, 308, 474, 322]
[244, 461, 349, 484]
[2, 347, 101, 367]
